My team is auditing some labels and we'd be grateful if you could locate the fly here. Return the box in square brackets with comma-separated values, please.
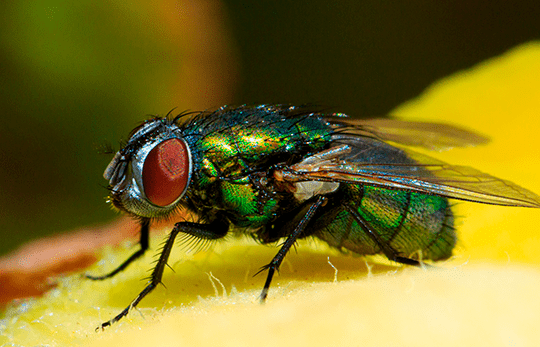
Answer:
[87, 104, 540, 329]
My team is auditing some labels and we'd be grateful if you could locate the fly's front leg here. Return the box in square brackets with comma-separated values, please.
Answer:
[86, 218, 150, 280]
[97, 220, 228, 330]
[258, 195, 327, 303]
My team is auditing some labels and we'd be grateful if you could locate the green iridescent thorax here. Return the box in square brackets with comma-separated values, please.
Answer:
[182, 107, 332, 227]
[317, 185, 455, 261]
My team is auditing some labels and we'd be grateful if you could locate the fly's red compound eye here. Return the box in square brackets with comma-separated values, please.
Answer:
[142, 138, 190, 207]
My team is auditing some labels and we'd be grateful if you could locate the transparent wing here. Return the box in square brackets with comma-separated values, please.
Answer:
[327, 116, 490, 150]
[279, 136, 540, 208]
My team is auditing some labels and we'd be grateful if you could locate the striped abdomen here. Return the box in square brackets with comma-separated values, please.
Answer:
[316, 185, 456, 261]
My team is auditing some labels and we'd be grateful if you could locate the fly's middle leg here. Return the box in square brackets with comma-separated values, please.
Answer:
[257, 195, 327, 303]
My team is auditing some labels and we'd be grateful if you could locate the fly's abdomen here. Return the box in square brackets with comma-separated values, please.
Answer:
[317, 185, 455, 261]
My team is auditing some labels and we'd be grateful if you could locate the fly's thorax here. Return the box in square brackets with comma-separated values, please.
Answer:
[189, 106, 333, 184]
[104, 119, 192, 218]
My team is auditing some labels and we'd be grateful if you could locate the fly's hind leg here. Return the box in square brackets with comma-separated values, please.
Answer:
[344, 204, 423, 267]
[86, 219, 151, 280]
[97, 220, 228, 330]
[257, 195, 327, 303]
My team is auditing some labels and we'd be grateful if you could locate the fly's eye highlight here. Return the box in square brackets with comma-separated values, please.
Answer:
[142, 138, 189, 207]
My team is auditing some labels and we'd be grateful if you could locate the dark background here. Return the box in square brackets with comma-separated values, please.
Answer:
[1, 1, 539, 255]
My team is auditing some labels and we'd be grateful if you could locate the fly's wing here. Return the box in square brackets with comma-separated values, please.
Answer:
[279, 135, 540, 208]
[327, 116, 490, 150]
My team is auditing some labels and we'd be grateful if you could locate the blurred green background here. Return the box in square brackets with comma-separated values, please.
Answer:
[1, 0, 539, 256]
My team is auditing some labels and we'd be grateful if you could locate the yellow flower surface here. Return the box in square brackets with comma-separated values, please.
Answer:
[2, 42, 540, 347]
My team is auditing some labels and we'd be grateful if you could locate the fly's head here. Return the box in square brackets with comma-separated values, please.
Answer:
[104, 118, 192, 219]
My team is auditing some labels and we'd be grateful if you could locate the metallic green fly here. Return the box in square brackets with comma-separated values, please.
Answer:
[88, 105, 540, 329]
